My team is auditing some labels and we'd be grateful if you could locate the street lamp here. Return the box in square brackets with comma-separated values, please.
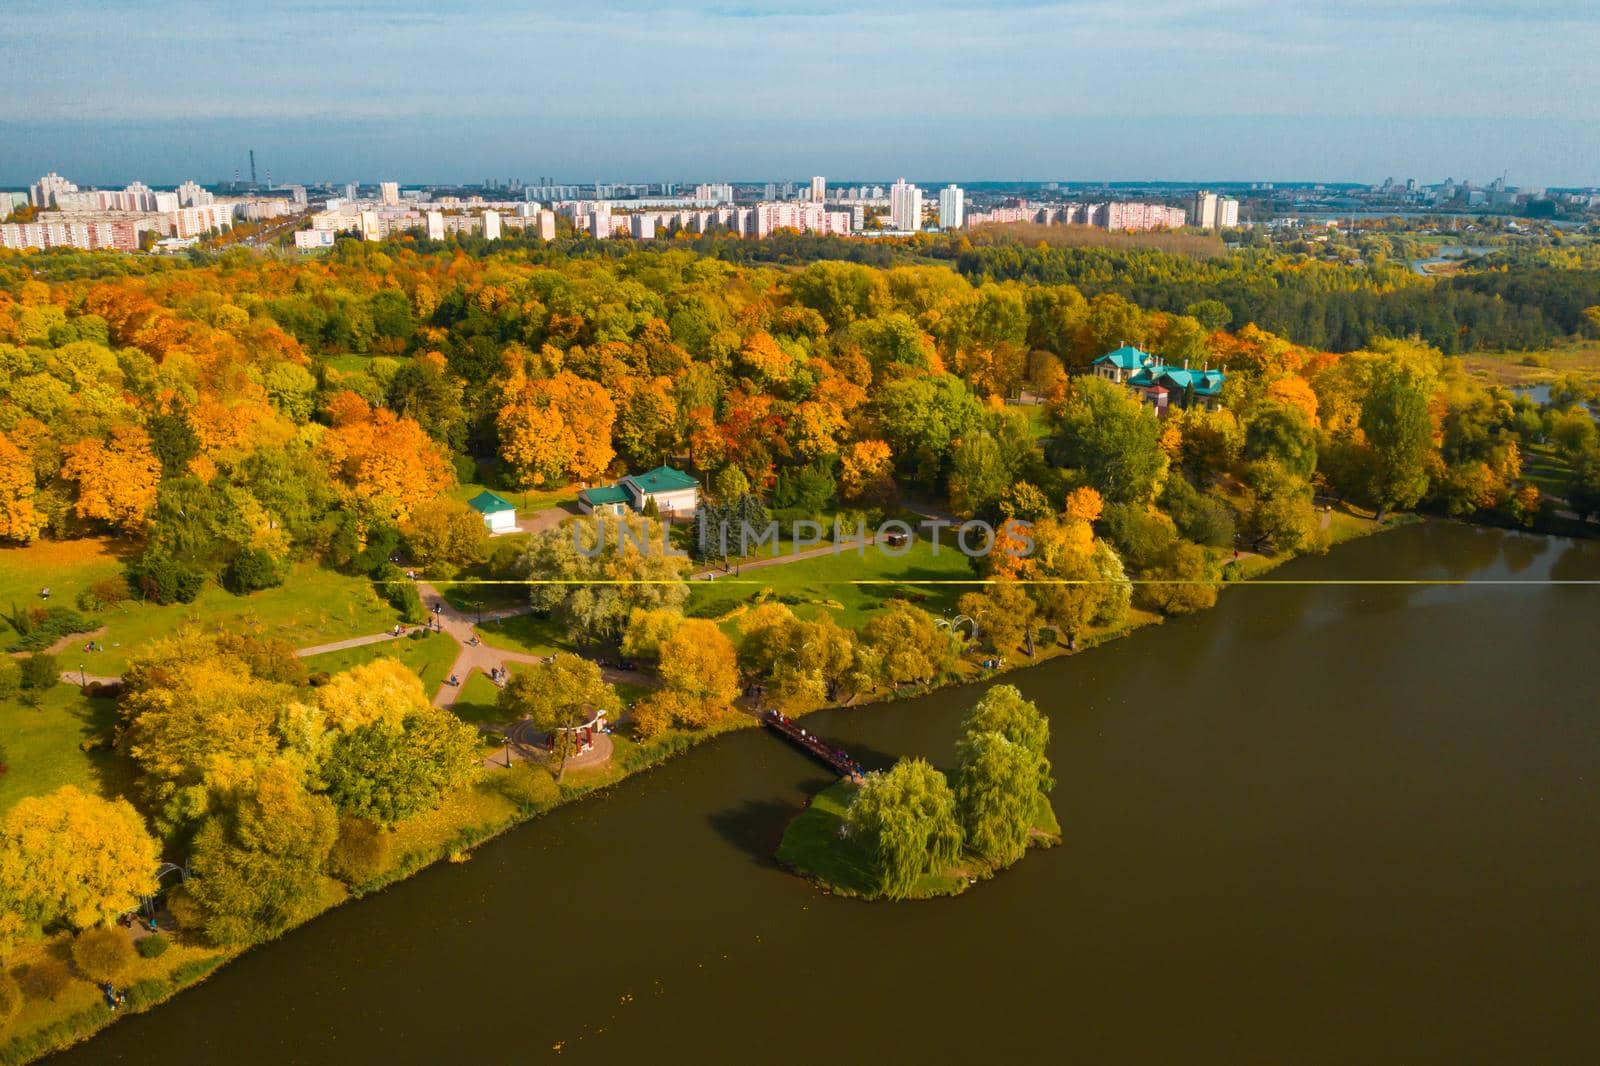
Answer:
[79, 663, 86, 687]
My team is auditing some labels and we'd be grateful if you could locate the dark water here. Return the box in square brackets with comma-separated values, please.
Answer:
[59, 524, 1600, 1064]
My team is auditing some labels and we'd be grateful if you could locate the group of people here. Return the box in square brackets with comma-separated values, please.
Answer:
[83, 639, 104, 653]
[488, 665, 509, 685]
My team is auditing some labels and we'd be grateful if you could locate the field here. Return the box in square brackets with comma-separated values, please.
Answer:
[1459, 346, 1600, 387]
[685, 538, 980, 630]
[0, 684, 134, 813]
[300, 628, 460, 687]
[2, 541, 399, 675]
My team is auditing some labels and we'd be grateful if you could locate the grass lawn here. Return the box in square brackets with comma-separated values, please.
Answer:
[685, 538, 979, 631]
[0, 537, 127, 646]
[1523, 443, 1574, 499]
[43, 562, 399, 675]
[0, 684, 135, 813]
[300, 629, 461, 689]
[450, 669, 504, 725]
[452, 479, 577, 513]
[477, 612, 568, 657]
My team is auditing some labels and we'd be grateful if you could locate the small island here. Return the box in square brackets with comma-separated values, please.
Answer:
[776, 685, 1060, 900]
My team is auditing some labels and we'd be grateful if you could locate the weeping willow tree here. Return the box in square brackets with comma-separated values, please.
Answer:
[843, 758, 963, 900]
[954, 685, 1053, 867]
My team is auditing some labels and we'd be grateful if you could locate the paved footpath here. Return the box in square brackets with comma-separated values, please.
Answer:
[294, 631, 405, 658]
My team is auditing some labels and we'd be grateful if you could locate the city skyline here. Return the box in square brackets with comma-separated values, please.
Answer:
[3, 1, 1599, 186]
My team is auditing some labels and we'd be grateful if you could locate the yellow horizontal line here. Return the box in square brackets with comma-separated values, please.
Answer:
[389, 579, 1600, 587]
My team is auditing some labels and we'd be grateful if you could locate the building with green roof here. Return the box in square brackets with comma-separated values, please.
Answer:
[578, 464, 700, 517]
[467, 490, 519, 534]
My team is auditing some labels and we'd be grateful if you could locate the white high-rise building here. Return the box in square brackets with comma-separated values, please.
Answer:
[482, 210, 501, 240]
[426, 210, 445, 240]
[30, 172, 78, 208]
[379, 181, 400, 206]
[889, 178, 923, 232]
[344, 183, 358, 202]
[1190, 191, 1238, 230]
[537, 209, 557, 241]
[938, 184, 965, 230]
[176, 180, 213, 207]
[809, 176, 826, 203]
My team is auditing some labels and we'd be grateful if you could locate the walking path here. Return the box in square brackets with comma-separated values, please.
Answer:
[295, 631, 405, 658]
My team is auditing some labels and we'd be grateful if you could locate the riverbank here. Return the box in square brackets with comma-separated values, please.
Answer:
[4, 508, 1396, 1063]
[776, 780, 1060, 900]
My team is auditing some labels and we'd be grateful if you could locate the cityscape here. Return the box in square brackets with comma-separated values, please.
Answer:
[5, 164, 1593, 255]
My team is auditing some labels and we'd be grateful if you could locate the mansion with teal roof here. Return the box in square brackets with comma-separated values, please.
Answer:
[578, 464, 701, 517]
[1092, 345, 1226, 414]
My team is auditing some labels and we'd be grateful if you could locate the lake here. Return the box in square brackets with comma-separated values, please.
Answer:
[56, 522, 1600, 1064]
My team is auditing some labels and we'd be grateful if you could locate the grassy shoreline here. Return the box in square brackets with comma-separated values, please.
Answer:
[1, 508, 1398, 1062]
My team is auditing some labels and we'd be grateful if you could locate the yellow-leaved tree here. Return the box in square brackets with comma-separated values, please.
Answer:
[496, 370, 616, 488]
[0, 429, 42, 542]
[59, 423, 161, 531]
[0, 786, 160, 931]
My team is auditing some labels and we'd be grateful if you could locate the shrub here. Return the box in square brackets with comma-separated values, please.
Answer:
[5, 606, 95, 653]
[135, 934, 170, 959]
[223, 548, 285, 594]
[76, 577, 131, 612]
[490, 764, 560, 812]
[374, 567, 426, 624]
[126, 550, 206, 605]
[0, 972, 20, 1025]
[326, 818, 392, 886]
[19, 653, 59, 691]
[308, 671, 332, 687]
[162, 886, 206, 932]
[18, 958, 73, 1002]
[70, 927, 135, 985]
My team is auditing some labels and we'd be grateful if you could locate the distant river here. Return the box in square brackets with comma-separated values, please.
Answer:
[57, 523, 1600, 1065]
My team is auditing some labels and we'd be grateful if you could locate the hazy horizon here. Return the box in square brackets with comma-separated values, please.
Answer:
[5, 0, 1598, 188]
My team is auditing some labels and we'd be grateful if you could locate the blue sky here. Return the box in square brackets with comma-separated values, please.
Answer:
[3, 0, 1598, 186]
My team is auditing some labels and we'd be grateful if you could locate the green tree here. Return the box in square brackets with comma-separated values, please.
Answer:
[954, 732, 1042, 867]
[1359, 363, 1434, 520]
[1050, 376, 1167, 503]
[859, 601, 960, 688]
[498, 657, 620, 780]
[320, 712, 481, 825]
[186, 760, 338, 946]
[844, 758, 963, 900]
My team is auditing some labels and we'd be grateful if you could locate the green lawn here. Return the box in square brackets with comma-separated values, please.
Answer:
[477, 612, 568, 657]
[452, 479, 578, 513]
[0, 538, 127, 646]
[52, 563, 397, 675]
[451, 669, 505, 725]
[2, 541, 399, 673]
[300, 630, 461, 689]
[1523, 443, 1574, 499]
[0, 684, 136, 813]
[686, 538, 979, 631]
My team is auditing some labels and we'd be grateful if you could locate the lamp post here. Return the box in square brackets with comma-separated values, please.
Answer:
[79, 663, 86, 687]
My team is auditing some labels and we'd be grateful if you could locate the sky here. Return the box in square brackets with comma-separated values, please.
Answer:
[3, 0, 1598, 187]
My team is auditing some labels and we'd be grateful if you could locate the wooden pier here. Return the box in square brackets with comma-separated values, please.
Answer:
[761, 710, 864, 781]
